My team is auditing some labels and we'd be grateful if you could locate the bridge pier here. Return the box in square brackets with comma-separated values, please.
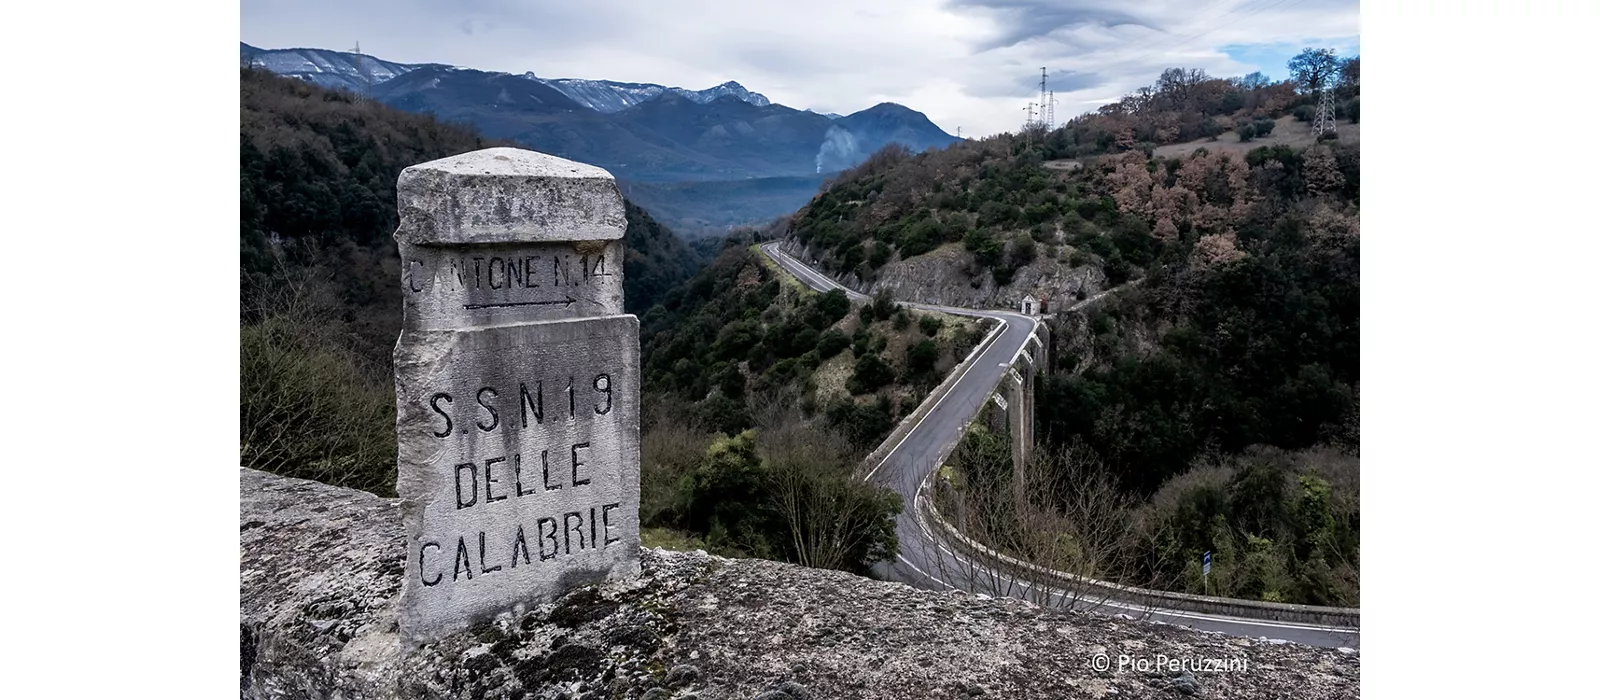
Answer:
[999, 323, 1049, 502]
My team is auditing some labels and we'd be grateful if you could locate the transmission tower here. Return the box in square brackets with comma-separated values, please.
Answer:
[1022, 102, 1036, 131]
[1312, 89, 1337, 137]
[1039, 67, 1049, 124]
[956, 126, 962, 139]
[349, 41, 371, 104]
[1047, 90, 1057, 130]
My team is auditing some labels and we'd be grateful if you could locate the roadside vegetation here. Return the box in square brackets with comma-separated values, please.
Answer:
[636, 242, 992, 572]
[941, 431, 1359, 607]
[906, 50, 1360, 606]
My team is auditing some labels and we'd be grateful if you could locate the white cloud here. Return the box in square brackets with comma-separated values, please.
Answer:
[241, 0, 1359, 138]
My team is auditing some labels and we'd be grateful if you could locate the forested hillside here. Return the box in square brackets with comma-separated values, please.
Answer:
[633, 240, 992, 571]
[239, 67, 702, 494]
[800, 51, 1361, 606]
[236, 68, 913, 578]
[787, 49, 1358, 304]
[1050, 50, 1358, 156]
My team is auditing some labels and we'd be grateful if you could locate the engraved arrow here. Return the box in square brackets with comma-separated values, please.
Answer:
[462, 294, 578, 310]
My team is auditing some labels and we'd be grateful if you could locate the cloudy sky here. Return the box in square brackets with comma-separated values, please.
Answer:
[241, 0, 1359, 138]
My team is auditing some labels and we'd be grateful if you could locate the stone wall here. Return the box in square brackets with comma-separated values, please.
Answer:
[241, 468, 1359, 699]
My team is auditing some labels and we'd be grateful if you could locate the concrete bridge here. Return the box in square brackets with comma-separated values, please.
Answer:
[759, 241, 1360, 649]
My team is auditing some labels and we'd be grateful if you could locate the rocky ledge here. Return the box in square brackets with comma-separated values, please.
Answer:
[240, 468, 1359, 699]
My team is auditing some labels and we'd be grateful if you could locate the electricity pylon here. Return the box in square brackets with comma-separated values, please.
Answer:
[1312, 89, 1337, 137]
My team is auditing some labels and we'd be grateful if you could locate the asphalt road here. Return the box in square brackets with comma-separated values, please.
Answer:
[759, 241, 1361, 650]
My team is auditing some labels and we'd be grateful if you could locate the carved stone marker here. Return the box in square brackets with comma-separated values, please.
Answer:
[392, 147, 640, 642]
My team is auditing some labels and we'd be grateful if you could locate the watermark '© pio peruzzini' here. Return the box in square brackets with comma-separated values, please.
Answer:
[1089, 653, 1249, 674]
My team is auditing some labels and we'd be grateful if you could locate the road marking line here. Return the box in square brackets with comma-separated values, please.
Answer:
[865, 317, 1009, 481]
[895, 555, 953, 589]
[763, 245, 1356, 640]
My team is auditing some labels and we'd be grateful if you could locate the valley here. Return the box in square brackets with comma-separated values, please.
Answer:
[241, 42, 959, 237]
[239, 42, 1360, 648]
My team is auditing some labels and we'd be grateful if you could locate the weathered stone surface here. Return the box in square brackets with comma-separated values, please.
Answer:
[395, 147, 627, 329]
[395, 147, 625, 245]
[394, 315, 642, 642]
[398, 240, 625, 329]
[392, 146, 641, 643]
[241, 468, 1360, 699]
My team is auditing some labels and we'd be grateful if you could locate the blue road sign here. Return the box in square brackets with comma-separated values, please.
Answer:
[1203, 551, 1211, 576]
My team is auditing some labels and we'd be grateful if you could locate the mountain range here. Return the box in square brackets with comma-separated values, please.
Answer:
[240, 42, 960, 235]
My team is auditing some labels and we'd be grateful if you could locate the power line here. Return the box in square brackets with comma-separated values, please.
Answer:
[1096, 0, 1308, 76]
[1057, 0, 1305, 89]
[1017, 0, 1311, 132]
[1035, 0, 1306, 128]
[1073, 0, 1271, 72]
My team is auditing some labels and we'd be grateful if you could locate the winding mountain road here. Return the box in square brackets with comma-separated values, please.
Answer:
[759, 242, 1360, 650]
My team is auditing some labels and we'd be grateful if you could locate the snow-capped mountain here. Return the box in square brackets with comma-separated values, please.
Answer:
[243, 43, 770, 113]
[538, 79, 668, 113]
[241, 42, 956, 235]
[240, 43, 425, 93]
[540, 78, 770, 113]
[678, 81, 770, 108]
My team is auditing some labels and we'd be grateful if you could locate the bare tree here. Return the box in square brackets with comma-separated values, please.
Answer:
[752, 387, 899, 572]
[1156, 67, 1210, 109]
[920, 435, 1171, 616]
[1233, 71, 1272, 91]
[1335, 57, 1360, 100]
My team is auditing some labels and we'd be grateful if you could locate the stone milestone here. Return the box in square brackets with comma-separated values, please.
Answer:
[392, 147, 641, 642]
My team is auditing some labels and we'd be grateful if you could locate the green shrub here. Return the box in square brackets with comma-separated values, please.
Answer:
[681, 431, 768, 547]
[695, 393, 750, 436]
[713, 364, 746, 398]
[824, 395, 897, 450]
[797, 350, 822, 370]
[963, 228, 1004, 269]
[1237, 124, 1257, 142]
[892, 309, 911, 331]
[1007, 236, 1037, 268]
[907, 339, 940, 377]
[918, 315, 944, 336]
[868, 242, 892, 269]
[815, 289, 851, 325]
[848, 353, 897, 394]
[871, 289, 899, 319]
[816, 330, 850, 359]
[992, 265, 1017, 287]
